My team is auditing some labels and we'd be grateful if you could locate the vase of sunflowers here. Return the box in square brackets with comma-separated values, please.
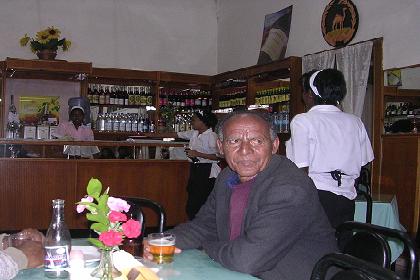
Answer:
[19, 26, 71, 60]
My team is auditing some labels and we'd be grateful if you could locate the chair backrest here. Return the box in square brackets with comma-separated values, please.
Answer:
[120, 196, 166, 238]
[337, 221, 419, 280]
[337, 222, 392, 268]
[311, 253, 405, 280]
[355, 167, 371, 195]
[356, 189, 373, 223]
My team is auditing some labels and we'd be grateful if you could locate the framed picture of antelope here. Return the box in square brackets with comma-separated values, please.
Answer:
[321, 0, 359, 47]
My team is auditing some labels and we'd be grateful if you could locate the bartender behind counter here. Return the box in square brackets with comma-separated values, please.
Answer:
[164, 110, 221, 220]
[55, 97, 99, 159]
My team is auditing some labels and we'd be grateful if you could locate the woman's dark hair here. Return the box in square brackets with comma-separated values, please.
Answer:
[301, 69, 347, 105]
[300, 70, 318, 93]
[194, 110, 218, 130]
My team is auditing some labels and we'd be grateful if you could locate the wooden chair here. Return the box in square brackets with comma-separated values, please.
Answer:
[337, 221, 419, 280]
[311, 253, 405, 280]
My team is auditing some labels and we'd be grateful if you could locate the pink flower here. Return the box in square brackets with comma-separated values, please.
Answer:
[76, 196, 94, 213]
[107, 197, 130, 213]
[108, 211, 127, 223]
[122, 219, 142, 238]
[99, 230, 123, 247]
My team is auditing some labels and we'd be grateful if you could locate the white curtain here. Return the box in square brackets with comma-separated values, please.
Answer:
[302, 51, 336, 73]
[335, 41, 373, 117]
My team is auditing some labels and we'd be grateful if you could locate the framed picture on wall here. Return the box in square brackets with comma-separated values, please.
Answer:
[257, 5, 293, 65]
[19, 96, 60, 125]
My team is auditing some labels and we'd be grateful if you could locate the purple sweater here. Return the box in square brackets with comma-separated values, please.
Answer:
[229, 179, 253, 240]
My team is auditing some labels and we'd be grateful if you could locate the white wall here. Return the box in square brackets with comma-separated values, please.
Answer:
[0, 0, 218, 75]
[217, 0, 420, 73]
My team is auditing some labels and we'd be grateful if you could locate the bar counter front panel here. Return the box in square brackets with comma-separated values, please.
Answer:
[0, 158, 189, 231]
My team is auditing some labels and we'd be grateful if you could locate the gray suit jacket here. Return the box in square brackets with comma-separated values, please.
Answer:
[171, 154, 337, 280]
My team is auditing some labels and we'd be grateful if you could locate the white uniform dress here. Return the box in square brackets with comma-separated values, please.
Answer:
[286, 105, 374, 200]
[177, 128, 221, 178]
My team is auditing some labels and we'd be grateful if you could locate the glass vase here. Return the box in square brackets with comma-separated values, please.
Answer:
[90, 249, 121, 280]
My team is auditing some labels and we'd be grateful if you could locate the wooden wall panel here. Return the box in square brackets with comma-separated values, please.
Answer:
[0, 159, 189, 231]
[380, 135, 420, 234]
[74, 160, 189, 228]
[0, 159, 77, 230]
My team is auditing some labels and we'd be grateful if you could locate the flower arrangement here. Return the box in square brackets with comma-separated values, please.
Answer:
[77, 178, 142, 250]
[19, 26, 71, 54]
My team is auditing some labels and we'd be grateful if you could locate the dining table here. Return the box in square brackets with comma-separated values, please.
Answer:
[14, 240, 258, 280]
[354, 194, 405, 263]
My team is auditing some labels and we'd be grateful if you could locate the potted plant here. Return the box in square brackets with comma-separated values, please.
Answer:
[19, 26, 71, 60]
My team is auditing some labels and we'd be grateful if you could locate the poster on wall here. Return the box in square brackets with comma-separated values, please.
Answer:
[257, 5, 293, 65]
[387, 70, 402, 87]
[19, 96, 60, 124]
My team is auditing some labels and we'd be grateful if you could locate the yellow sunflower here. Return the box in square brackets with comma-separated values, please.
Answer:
[62, 39, 72, 51]
[46, 26, 61, 40]
[19, 34, 30, 46]
[35, 30, 50, 44]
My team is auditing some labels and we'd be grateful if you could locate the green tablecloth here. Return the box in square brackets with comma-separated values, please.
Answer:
[354, 195, 405, 262]
[14, 248, 257, 280]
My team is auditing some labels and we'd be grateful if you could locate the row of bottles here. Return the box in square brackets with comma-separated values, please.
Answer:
[256, 86, 290, 105]
[385, 102, 416, 117]
[218, 86, 247, 108]
[95, 113, 155, 133]
[173, 113, 193, 132]
[88, 84, 153, 106]
[159, 87, 212, 108]
[271, 105, 290, 133]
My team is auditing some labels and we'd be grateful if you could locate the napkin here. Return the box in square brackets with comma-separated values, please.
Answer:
[113, 250, 159, 280]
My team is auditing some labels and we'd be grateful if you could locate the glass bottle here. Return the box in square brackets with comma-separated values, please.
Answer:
[6, 95, 20, 139]
[44, 199, 71, 279]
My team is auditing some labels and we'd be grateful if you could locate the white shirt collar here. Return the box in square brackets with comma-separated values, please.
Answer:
[308, 105, 342, 113]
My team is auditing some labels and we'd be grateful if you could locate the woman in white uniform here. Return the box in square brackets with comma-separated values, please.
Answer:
[177, 110, 220, 220]
[286, 69, 374, 235]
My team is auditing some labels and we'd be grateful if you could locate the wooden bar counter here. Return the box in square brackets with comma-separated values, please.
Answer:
[0, 139, 190, 231]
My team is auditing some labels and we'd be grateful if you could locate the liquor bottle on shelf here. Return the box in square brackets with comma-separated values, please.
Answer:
[6, 95, 20, 139]
[44, 199, 71, 279]
[104, 86, 110, 105]
[98, 85, 105, 105]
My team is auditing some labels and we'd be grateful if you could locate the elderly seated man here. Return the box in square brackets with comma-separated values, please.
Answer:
[164, 110, 337, 280]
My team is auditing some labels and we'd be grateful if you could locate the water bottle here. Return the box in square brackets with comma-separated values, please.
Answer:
[44, 199, 71, 278]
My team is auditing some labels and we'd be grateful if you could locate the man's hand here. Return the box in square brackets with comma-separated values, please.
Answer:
[15, 240, 44, 268]
[19, 228, 44, 243]
[142, 240, 181, 261]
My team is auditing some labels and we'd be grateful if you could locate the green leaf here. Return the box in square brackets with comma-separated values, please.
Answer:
[87, 178, 102, 199]
[97, 194, 109, 214]
[90, 222, 109, 233]
[88, 238, 106, 249]
[86, 212, 108, 225]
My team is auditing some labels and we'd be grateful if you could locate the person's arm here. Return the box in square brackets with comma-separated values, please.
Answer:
[285, 116, 310, 169]
[0, 251, 19, 280]
[202, 181, 314, 275]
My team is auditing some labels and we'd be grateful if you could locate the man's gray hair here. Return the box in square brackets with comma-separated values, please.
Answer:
[215, 110, 277, 141]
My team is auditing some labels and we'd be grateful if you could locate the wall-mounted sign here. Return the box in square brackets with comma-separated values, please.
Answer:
[321, 0, 359, 47]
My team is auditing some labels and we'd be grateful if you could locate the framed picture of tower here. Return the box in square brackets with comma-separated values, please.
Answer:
[257, 6, 293, 65]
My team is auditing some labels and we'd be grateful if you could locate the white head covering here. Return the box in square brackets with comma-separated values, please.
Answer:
[70, 105, 84, 113]
[68, 97, 90, 124]
[309, 70, 323, 98]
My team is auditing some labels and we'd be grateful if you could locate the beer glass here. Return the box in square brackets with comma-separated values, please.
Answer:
[147, 233, 176, 264]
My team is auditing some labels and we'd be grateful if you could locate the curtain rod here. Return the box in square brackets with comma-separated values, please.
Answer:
[303, 37, 383, 57]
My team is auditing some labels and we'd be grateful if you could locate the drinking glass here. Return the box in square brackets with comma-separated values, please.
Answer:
[147, 233, 176, 264]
